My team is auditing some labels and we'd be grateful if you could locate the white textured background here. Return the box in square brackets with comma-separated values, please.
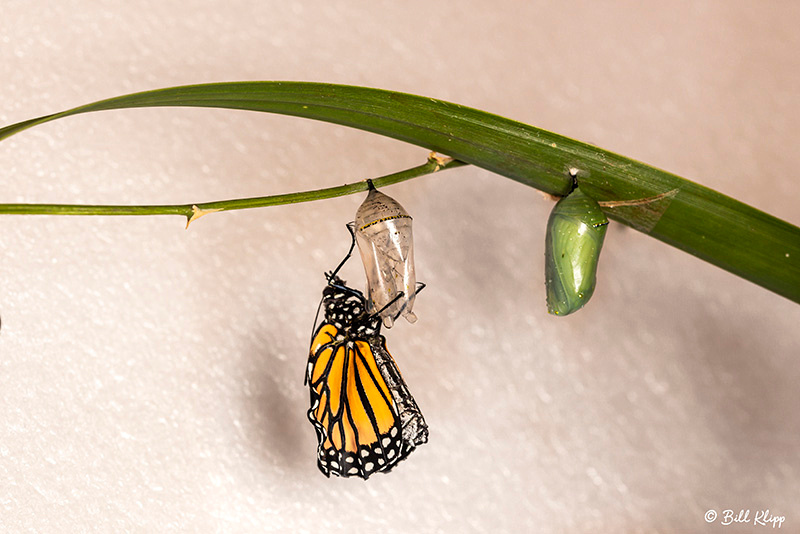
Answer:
[2, 2, 799, 533]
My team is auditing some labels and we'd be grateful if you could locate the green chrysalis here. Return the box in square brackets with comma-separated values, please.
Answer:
[545, 186, 609, 316]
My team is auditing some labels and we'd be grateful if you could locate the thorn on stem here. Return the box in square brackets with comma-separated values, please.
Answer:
[185, 205, 222, 229]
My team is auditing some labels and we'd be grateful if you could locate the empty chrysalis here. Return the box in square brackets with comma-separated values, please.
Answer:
[354, 180, 418, 328]
[545, 186, 609, 316]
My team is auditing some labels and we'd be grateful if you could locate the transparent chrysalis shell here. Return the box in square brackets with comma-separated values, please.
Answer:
[545, 186, 609, 316]
[354, 181, 418, 328]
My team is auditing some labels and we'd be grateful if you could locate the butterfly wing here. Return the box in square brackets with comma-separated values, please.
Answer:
[307, 322, 422, 479]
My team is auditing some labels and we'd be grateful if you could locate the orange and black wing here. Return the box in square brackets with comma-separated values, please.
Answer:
[306, 322, 410, 479]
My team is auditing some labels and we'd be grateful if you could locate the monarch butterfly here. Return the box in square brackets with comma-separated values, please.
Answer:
[305, 226, 428, 479]
[354, 180, 418, 328]
[545, 186, 609, 316]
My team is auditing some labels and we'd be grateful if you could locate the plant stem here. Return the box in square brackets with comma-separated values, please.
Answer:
[0, 156, 465, 225]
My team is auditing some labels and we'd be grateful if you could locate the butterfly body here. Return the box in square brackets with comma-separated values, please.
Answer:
[306, 276, 427, 479]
